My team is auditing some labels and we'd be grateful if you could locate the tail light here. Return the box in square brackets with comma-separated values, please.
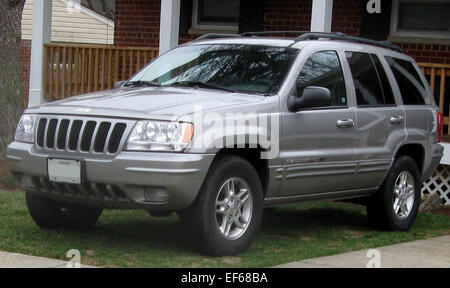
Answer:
[437, 112, 443, 143]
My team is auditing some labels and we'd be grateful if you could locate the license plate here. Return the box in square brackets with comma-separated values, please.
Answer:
[48, 159, 81, 184]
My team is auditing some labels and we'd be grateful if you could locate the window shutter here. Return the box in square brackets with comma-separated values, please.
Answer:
[239, 0, 265, 33]
[179, 0, 193, 36]
[360, 0, 392, 40]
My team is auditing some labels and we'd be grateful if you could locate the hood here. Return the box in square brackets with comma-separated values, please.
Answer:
[26, 87, 265, 120]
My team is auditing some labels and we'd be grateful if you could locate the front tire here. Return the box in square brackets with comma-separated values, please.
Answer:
[180, 156, 264, 256]
[366, 156, 421, 231]
[26, 192, 103, 229]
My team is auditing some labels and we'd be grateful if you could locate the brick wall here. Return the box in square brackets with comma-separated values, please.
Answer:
[331, 0, 361, 36]
[114, 0, 161, 47]
[115, 0, 361, 47]
[113, 0, 450, 65]
[113, 0, 450, 64]
[395, 43, 450, 64]
[263, 0, 312, 32]
[114, 0, 197, 47]
[264, 0, 360, 36]
[20, 40, 31, 107]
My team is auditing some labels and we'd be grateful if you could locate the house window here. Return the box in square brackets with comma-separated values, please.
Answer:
[390, 0, 450, 39]
[192, 0, 240, 32]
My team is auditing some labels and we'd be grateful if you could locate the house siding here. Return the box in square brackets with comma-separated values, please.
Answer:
[22, 0, 114, 45]
[20, 0, 116, 105]
[114, 0, 449, 64]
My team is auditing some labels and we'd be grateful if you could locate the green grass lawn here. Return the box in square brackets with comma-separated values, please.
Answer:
[0, 189, 449, 268]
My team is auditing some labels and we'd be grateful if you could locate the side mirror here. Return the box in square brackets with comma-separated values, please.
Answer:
[113, 80, 127, 89]
[288, 86, 331, 112]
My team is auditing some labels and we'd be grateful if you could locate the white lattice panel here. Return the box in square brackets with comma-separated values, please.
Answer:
[422, 165, 450, 205]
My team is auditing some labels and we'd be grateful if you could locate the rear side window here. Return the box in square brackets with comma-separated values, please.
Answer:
[385, 57, 426, 105]
[346, 52, 395, 106]
[371, 55, 396, 105]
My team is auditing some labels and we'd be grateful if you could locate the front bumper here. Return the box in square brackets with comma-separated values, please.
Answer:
[7, 142, 214, 210]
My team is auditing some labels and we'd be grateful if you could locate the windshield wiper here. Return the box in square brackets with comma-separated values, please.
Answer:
[124, 80, 161, 88]
[166, 81, 236, 93]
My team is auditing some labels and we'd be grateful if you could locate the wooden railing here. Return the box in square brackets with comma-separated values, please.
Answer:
[419, 63, 450, 135]
[43, 43, 159, 101]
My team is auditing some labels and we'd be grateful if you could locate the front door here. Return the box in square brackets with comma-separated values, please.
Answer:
[280, 50, 357, 197]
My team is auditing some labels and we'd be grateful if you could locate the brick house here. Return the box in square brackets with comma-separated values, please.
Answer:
[113, 0, 449, 64]
[21, 0, 450, 203]
[20, 0, 114, 105]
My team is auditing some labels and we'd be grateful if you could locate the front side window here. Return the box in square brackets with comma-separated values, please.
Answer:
[130, 44, 299, 95]
[346, 52, 395, 106]
[385, 57, 426, 105]
[295, 51, 347, 107]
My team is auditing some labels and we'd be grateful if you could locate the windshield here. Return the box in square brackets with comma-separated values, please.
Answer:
[129, 44, 299, 95]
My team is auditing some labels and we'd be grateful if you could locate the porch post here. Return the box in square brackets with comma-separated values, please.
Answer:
[28, 0, 52, 107]
[159, 0, 181, 55]
[310, 0, 333, 32]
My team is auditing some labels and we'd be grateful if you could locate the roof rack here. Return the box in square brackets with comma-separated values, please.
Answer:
[194, 31, 402, 52]
[294, 32, 402, 52]
[241, 31, 312, 37]
[195, 33, 239, 41]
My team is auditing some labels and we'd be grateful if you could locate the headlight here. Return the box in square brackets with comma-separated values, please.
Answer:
[15, 115, 36, 143]
[125, 120, 194, 152]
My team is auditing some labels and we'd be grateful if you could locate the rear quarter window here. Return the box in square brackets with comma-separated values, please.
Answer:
[385, 57, 427, 105]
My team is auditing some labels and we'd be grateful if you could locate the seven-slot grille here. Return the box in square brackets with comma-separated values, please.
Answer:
[36, 117, 128, 154]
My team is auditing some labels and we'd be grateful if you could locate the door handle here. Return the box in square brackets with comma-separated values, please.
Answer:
[390, 116, 404, 124]
[336, 119, 355, 128]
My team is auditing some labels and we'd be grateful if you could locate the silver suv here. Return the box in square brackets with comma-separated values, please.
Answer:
[7, 32, 445, 256]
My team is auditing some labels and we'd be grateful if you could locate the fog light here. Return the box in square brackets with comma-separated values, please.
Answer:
[144, 188, 169, 203]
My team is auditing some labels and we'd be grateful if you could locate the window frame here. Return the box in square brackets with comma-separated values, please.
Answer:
[390, 0, 450, 40]
[191, 0, 240, 33]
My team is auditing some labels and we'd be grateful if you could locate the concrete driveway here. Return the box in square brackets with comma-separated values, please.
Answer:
[275, 235, 450, 268]
[0, 251, 96, 268]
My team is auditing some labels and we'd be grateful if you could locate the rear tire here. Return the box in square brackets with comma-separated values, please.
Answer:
[26, 192, 102, 229]
[366, 156, 421, 231]
[180, 156, 264, 256]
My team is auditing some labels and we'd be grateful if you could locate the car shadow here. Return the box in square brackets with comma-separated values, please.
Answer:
[262, 204, 369, 232]
[51, 203, 370, 255]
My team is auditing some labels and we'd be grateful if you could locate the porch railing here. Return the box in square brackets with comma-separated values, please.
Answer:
[419, 63, 450, 136]
[43, 43, 159, 101]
